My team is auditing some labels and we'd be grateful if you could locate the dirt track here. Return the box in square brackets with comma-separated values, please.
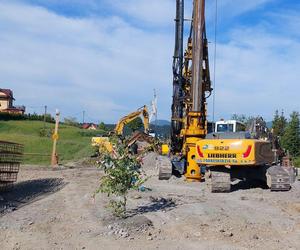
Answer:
[0, 154, 299, 250]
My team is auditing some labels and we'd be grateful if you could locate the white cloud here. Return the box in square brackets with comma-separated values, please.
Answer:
[104, 0, 274, 28]
[210, 25, 300, 120]
[217, 0, 273, 16]
[0, 1, 173, 122]
[0, 0, 299, 125]
[104, 0, 175, 27]
[266, 10, 300, 39]
[205, 0, 275, 24]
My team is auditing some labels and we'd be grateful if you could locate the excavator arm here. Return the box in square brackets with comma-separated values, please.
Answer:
[92, 106, 149, 156]
[114, 106, 149, 136]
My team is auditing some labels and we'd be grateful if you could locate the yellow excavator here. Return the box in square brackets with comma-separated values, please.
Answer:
[196, 117, 296, 192]
[114, 105, 149, 136]
[92, 105, 149, 154]
[158, 0, 296, 192]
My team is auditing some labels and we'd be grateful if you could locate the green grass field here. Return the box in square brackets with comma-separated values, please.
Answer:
[0, 120, 103, 165]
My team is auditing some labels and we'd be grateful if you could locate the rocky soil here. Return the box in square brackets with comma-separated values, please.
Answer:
[0, 153, 299, 250]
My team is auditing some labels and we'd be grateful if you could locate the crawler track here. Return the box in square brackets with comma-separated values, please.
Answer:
[211, 170, 231, 193]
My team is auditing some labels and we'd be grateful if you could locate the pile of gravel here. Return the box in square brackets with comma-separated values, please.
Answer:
[141, 152, 158, 175]
[103, 215, 153, 239]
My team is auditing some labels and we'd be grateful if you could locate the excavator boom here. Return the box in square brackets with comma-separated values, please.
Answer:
[92, 105, 150, 156]
[114, 105, 149, 136]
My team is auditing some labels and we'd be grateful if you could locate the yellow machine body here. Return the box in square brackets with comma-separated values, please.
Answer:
[91, 137, 113, 154]
[161, 144, 170, 155]
[181, 111, 207, 181]
[195, 139, 274, 166]
[184, 137, 203, 181]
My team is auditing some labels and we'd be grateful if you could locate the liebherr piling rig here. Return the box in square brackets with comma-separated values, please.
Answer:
[158, 0, 297, 192]
[158, 0, 212, 181]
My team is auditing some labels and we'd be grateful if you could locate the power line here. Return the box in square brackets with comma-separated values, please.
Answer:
[43, 105, 47, 130]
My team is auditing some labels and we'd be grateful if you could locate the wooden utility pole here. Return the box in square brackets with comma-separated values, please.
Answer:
[43, 105, 47, 130]
[51, 109, 60, 167]
[153, 89, 158, 138]
[82, 110, 85, 124]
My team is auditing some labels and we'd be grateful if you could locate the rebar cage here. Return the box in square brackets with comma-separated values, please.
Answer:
[0, 141, 24, 191]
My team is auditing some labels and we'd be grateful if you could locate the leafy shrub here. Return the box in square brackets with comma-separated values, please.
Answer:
[39, 128, 52, 137]
[95, 136, 146, 217]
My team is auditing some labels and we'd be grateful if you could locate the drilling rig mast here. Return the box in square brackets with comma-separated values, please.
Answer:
[161, 0, 212, 181]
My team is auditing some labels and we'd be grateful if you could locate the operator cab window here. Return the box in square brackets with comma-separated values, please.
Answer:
[216, 124, 234, 132]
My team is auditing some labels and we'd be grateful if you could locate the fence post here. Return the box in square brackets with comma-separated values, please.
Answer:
[51, 109, 60, 167]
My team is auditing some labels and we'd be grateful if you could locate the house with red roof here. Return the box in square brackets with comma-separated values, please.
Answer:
[0, 88, 25, 115]
[82, 123, 98, 130]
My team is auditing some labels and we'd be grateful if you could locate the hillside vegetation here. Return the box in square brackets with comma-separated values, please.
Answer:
[0, 120, 102, 165]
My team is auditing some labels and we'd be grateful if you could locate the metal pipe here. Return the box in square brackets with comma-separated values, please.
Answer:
[192, 0, 205, 112]
[171, 0, 184, 151]
[174, 0, 184, 75]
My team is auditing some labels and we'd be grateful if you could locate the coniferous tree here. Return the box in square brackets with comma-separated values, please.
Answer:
[98, 122, 107, 131]
[282, 111, 300, 157]
[272, 110, 287, 137]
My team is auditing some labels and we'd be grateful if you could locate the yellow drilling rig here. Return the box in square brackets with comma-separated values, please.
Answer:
[158, 0, 296, 192]
[158, 0, 212, 181]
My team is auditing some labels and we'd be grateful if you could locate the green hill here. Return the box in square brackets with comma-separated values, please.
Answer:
[0, 120, 101, 165]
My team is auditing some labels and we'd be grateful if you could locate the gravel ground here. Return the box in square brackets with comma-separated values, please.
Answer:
[0, 153, 299, 250]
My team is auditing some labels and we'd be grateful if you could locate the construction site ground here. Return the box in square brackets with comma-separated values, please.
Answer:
[0, 153, 299, 250]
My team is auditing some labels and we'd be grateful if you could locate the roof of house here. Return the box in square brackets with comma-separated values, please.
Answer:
[0, 89, 14, 99]
[2, 107, 25, 112]
[82, 123, 97, 129]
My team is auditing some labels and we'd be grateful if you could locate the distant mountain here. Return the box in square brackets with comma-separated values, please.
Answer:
[151, 119, 171, 126]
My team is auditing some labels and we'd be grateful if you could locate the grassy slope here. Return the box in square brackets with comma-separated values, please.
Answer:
[0, 120, 98, 165]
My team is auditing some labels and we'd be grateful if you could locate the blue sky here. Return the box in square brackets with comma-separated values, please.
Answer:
[0, 0, 299, 123]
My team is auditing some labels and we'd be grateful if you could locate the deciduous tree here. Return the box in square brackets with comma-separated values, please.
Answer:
[96, 137, 146, 217]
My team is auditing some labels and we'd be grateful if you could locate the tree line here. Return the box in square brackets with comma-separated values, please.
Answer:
[272, 110, 300, 159]
[232, 111, 300, 166]
[0, 112, 54, 122]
